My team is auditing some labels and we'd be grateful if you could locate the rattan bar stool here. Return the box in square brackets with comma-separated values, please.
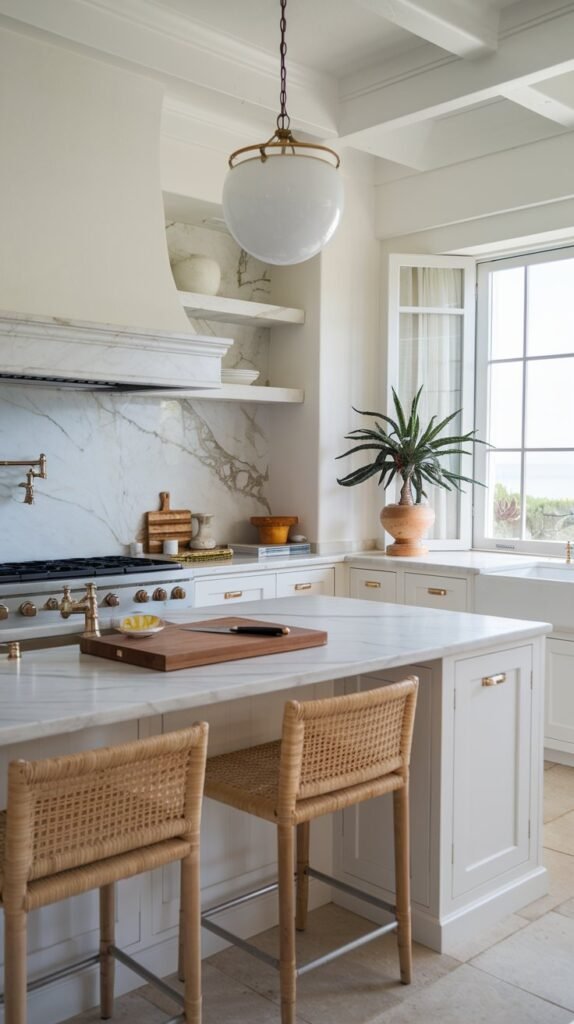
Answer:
[202, 678, 418, 1024]
[0, 724, 208, 1024]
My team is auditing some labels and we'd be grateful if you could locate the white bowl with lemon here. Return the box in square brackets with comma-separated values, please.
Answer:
[117, 614, 165, 638]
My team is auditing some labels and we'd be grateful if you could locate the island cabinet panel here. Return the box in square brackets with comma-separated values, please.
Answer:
[340, 666, 436, 908]
[451, 645, 532, 898]
[545, 637, 574, 753]
[193, 572, 276, 607]
[349, 567, 399, 603]
[404, 572, 468, 612]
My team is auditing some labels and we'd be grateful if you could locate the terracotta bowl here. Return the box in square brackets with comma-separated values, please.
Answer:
[250, 516, 298, 545]
[380, 503, 435, 556]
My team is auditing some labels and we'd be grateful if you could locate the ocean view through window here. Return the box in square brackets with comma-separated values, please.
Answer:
[474, 247, 574, 555]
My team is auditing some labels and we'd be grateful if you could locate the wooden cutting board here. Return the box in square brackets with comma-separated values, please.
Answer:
[80, 617, 328, 672]
[145, 492, 192, 553]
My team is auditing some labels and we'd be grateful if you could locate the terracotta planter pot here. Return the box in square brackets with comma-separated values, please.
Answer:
[380, 503, 435, 557]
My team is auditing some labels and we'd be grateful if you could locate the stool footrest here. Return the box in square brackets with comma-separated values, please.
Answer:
[201, 865, 400, 979]
[109, 945, 185, 1008]
[296, 920, 398, 977]
[201, 917, 280, 970]
[0, 954, 100, 1003]
[307, 866, 396, 917]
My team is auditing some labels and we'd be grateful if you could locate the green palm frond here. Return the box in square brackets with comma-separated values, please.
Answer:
[336, 387, 489, 504]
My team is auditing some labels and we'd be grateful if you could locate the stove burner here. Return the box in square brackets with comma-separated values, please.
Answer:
[0, 556, 183, 583]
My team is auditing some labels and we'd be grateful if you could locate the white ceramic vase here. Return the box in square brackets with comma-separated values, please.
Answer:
[172, 255, 221, 295]
[189, 512, 217, 550]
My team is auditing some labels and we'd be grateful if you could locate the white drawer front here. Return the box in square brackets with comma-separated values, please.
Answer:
[194, 573, 276, 607]
[349, 568, 398, 602]
[405, 573, 467, 611]
[276, 567, 335, 598]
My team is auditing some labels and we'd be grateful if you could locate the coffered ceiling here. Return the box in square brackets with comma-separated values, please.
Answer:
[1, 0, 573, 180]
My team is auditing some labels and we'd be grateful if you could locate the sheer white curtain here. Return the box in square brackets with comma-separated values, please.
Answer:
[398, 268, 463, 539]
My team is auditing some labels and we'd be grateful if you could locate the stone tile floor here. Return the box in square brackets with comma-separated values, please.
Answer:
[64, 761, 574, 1024]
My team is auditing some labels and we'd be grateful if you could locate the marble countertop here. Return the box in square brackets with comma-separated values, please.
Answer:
[0, 596, 550, 746]
[346, 550, 542, 574]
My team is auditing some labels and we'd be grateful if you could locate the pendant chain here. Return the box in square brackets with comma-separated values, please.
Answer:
[277, 0, 290, 132]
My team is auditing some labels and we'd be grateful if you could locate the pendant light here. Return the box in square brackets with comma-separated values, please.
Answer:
[222, 0, 343, 266]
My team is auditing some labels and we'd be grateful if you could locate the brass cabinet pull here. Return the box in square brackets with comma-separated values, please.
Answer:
[428, 587, 447, 596]
[365, 580, 381, 589]
[294, 583, 312, 591]
[482, 673, 507, 687]
[224, 591, 243, 599]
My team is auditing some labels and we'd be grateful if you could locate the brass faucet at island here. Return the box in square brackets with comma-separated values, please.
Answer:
[59, 582, 101, 637]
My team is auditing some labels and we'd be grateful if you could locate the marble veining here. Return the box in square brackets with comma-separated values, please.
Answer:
[0, 385, 271, 560]
[166, 222, 271, 379]
[0, 596, 550, 745]
[0, 225, 276, 560]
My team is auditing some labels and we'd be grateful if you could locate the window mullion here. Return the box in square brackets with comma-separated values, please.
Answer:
[519, 267, 528, 541]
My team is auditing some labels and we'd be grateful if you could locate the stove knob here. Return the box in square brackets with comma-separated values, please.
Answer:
[43, 597, 59, 611]
[135, 589, 150, 603]
[152, 587, 168, 602]
[19, 601, 37, 617]
[0, 604, 9, 620]
[103, 593, 120, 607]
[171, 586, 186, 600]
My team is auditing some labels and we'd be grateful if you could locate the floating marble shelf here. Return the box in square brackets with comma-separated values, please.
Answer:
[149, 384, 304, 404]
[178, 291, 305, 328]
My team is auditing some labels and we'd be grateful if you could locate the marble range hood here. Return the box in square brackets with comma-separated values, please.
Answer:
[0, 29, 230, 390]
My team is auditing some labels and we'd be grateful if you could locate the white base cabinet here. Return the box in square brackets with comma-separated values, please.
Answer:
[335, 638, 546, 952]
[545, 636, 574, 761]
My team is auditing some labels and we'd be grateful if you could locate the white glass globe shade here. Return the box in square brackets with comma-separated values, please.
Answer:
[222, 154, 344, 266]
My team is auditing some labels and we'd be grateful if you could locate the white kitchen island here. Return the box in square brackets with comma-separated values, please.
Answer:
[0, 596, 550, 1024]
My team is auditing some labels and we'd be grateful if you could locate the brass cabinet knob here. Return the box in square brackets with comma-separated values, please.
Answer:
[171, 586, 186, 600]
[0, 604, 9, 620]
[19, 601, 37, 617]
[43, 597, 59, 610]
[134, 589, 150, 603]
[103, 593, 120, 607]
[152, 587, 168, 602]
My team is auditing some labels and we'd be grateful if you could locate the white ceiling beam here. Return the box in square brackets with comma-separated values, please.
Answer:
[339, 7, 574, 139]
[501, 72, 574, 128]
[358, 97, 565, 171]
[355, 0, 499, 57]
[374, 131, 574, 239]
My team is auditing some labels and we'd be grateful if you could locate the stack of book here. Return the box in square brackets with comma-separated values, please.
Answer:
[231, 542, 311, 558]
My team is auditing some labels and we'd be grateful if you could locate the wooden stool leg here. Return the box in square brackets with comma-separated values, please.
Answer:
[295, 821, 310, 932]
[181, 842, 202, 1024]
[393, 783, 412, 985]
[277, 824, 296, 1024]
[99, 883, 116, 1019]
[5, 909, 27, 1024]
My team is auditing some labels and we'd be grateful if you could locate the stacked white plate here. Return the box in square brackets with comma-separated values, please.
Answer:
[221, 368, 260, 385]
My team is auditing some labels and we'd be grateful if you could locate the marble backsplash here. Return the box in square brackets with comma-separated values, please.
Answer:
[167, 221, 271, 383]
[0, 227, 275, 562]
[0, 386, 271, 561]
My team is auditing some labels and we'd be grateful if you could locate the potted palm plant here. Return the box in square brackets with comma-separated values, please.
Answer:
[336, 386, 485, 556]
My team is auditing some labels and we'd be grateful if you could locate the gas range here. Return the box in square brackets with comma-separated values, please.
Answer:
[0, 555, 193, 642]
